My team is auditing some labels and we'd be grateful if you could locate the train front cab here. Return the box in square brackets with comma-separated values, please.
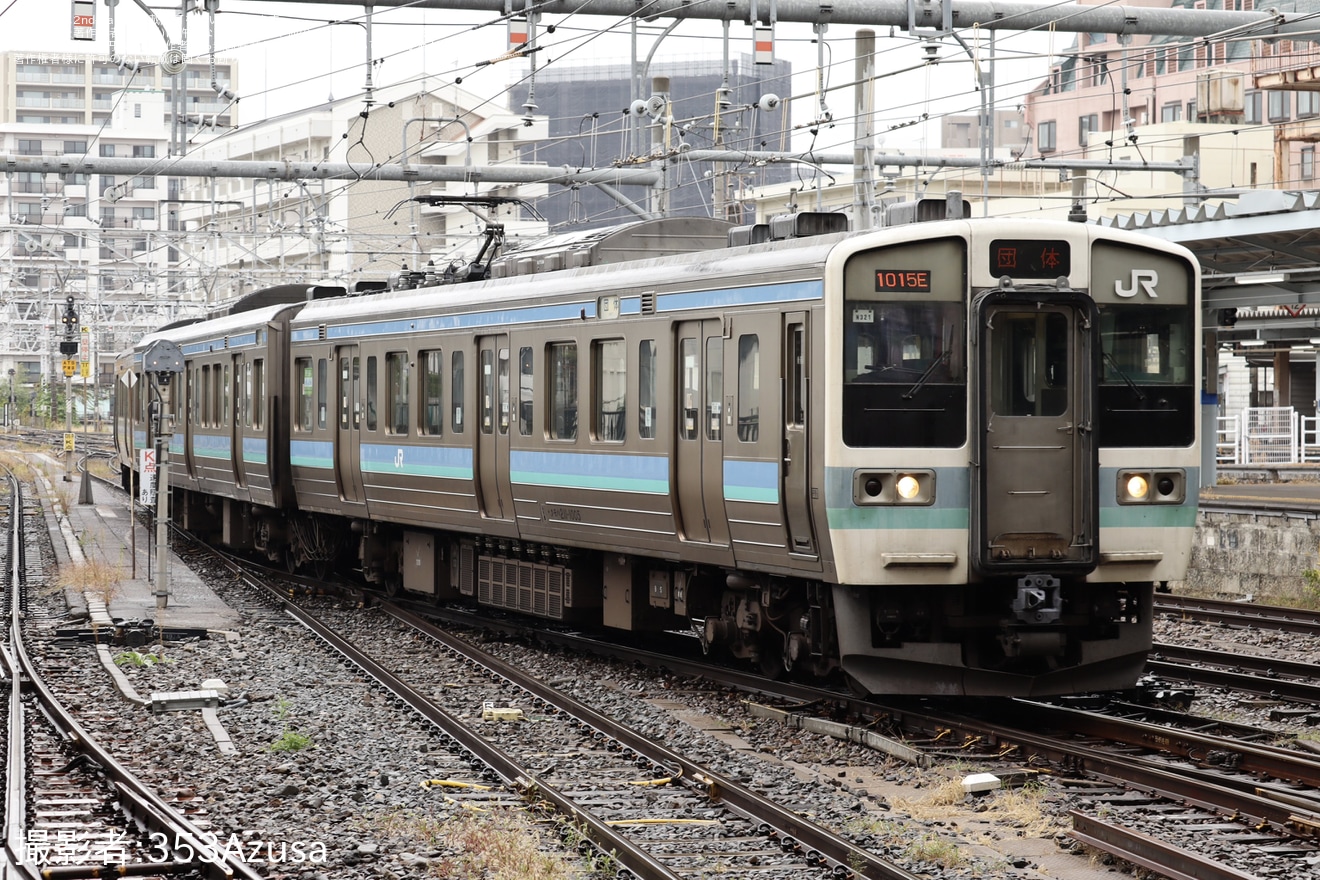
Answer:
[825, 222, 1199, 696]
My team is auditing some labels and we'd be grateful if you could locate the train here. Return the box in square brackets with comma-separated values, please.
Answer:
[114, 211, 1201, 696]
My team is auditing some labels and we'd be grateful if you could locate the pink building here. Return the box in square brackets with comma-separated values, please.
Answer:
[1023, 0, 1320, 188]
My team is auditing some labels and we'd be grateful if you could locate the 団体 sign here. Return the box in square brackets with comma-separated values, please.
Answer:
[139, 448, 156, 506]
[71, 0, 95, 41]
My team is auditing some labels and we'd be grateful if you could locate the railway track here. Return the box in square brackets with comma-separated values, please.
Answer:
[185, 534, 926, 880]
[0, 466, 260, 880]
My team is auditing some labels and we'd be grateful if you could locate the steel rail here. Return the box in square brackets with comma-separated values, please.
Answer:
[1154, 594, 1320, 635]
[1, 470, 259, 880]
[1068, 812, 1262, 880]
[383, 602, 924, 880]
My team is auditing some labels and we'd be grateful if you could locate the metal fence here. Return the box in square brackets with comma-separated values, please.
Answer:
[1216, 406, 1320, 464]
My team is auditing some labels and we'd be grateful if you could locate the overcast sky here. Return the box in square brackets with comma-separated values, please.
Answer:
[0, 0, 1060, 153]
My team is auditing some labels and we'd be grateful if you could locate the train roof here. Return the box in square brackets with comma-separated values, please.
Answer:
[137, 301, 310, 351]
[490, 217, 735, 278]
[290, 227, 848, 328]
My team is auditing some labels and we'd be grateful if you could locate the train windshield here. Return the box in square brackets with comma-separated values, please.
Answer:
[1096, 303, 1195, 446]
[841, 237, 969, 448]
[842, 300, 967, 447]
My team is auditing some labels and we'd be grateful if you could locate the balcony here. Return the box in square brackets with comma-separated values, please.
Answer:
[1253, 43, 1320, 91]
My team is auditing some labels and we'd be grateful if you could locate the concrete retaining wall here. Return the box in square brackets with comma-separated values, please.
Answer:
[1179, 511, 1320, 602]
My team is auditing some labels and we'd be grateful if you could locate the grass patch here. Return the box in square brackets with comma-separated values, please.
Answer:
[269, 730, 313, 752]
[59, 558, 124, 606]
[371, 808, 582, 879]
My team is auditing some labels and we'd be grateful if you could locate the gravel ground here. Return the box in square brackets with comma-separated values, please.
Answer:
[23, 480, 1320, 879]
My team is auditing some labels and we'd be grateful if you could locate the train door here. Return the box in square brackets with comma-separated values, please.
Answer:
[674, 320, 728, 546]
[476, 336, 514, 520]
[231, 354, 247, 489]
[975, 295, 1096, 572]
[782, 313, 816, 555]
[335, 345, 366, 504]
[183, 365, 197, 480]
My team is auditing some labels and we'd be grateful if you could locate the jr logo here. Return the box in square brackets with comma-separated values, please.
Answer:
[393, 448, 405, 469]
[1115, 268, 1159, 298]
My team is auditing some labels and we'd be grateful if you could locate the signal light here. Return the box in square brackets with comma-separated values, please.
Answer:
[1218, 308, 1238, 327]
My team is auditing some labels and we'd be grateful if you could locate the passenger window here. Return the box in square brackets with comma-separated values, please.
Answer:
[451, 351, 465, 433]
[638, 340, 656, 440]
[365, 356, 378, 431]
[518, 347, 533, 436]
[594, 339, 625, 442]
[295, 358, 312, 431]
[422, 350, 443, 435]
[737, 334, 758, 442]
[705, 337, 723, 442]
[550, 342, 577, 440]
[387, 352, 408, 435]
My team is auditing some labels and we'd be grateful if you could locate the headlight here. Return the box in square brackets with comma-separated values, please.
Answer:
[853, 469, 935, 505]
[1118, 469, 1185, 504]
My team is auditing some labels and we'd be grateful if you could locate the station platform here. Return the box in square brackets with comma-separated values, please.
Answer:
[32, 455, 240, 635]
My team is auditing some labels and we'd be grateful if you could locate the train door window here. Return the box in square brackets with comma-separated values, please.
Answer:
[737, 334, 759, 442]
[316, 358, 327, 429]
[365, 356, 378, 432]
[679, 337, 698, 441]
[518, 347, 533, 436]
[638, 339, 656, 440]
[242, 361, 252, 427]
[387, 352, 408, 435]
[550, 342, 578, 441]
[339, 357, 351, 429]
[991, 312, 1068, 417]
[594, 339, 625, 442]
[188, 368, 197, 426]
[252, 359, 264, 430]
[705, 337, 724, 442]
[295, 358, 312, 431]
[451, 351, 464, 433]
[222, 365, 231, 427]
[787, 325, 805, 427]
[498, 348, 510, 435]
[422, 349, 443, 435]
[480, 349, 495, 435]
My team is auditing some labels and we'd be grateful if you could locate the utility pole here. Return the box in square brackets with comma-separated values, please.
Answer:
[142, 339, 183, 609]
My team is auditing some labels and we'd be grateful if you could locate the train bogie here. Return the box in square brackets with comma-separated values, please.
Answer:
[115, 215, 1201, 697]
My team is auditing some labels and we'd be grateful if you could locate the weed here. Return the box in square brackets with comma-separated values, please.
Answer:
[905, 833, 966, 868]
[268, 730, 313, 752]
[114, 650, 157, 667]
[370, 808, 580, 879]
[58, 558, 124, 606]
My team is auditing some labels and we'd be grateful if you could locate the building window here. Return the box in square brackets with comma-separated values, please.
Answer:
[1303, 147, 1315, 182]
[63, 140, 86, 155]
[1161, 102, 1182, 122]
[99, 143, 115, 157]
[1246, 91, 1263, 124]
[1269, 90, 1291, 122]
[1186, 100, 1197, 121]
[17, 139, 42, 155]
[132, 144, 155, 158]
[1078, 114, 1098, 145]
[1299, 91, 1320, 119]
[1037, 120, 1057, 152]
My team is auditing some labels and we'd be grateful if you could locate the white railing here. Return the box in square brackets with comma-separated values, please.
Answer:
[1216, 406, 1320, 465]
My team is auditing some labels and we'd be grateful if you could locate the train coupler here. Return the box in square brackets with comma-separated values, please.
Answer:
[1011, 574, 1062, 624]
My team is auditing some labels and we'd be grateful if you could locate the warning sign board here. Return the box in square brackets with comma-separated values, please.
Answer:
[139, 448, 156, 506]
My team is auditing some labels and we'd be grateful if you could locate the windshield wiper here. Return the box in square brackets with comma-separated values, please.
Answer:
[1103, 352, 1147, 401]
[902, 350, 952, 400]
